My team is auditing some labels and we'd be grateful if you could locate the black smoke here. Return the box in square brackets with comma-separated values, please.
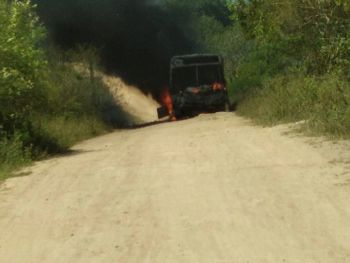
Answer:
[34, 0, 195, 96]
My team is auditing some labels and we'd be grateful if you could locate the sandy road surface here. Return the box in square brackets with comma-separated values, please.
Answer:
[0, 113, 350, 263]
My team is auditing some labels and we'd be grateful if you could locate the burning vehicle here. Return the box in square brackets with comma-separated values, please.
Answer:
[158, 54, 230, 120]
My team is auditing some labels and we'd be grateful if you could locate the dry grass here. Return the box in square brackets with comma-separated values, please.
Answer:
[237, 73, 350, 139]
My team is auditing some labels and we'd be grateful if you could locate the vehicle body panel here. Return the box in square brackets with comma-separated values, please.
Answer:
[165, 54, 228, 118]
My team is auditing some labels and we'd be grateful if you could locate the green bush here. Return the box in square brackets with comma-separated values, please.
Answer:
[0, 1, 133, 180]
[0, 0, 46, 133]
[237, 73, 350, 138]
[0, 134, 31, 180]
[226, 0, 349, 139]
[30, 115, 110, 153]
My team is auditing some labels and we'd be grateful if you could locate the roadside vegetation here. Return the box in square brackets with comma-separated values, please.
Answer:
[0, 0, 127, 180]
[35, 0, 349, 140]
[169, 0, 350, 138]
[1, 0, 349, 180]
[230, 0, 350, 139]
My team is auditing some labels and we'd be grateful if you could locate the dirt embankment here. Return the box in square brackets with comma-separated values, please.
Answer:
[101, 75, 160, 124]
[73, 64, 161, 125]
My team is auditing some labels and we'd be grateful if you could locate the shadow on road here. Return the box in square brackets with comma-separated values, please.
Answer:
[125, 119, 171, 130]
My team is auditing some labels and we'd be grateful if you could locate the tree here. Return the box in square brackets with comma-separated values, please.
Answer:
[230, 0, 350, 74]
[0, 0, 46, 134]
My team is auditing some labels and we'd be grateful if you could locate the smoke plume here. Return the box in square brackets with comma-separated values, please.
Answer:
[34, 0, 194, 96]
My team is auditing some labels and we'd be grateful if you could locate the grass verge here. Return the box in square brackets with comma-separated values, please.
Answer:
[0, 135, 32, 181]
[236, 73, 350, 139]
[0, 60, 135, 182]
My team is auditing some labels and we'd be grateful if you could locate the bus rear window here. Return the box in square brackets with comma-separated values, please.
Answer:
[172, 67, 197, 92]
[198, 65, 221, 86]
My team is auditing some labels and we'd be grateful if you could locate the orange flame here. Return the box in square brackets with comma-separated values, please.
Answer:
[161, 87, 177, 121]
[213, 82, 224, 91]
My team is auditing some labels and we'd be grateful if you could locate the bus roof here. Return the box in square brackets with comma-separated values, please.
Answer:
[171, 54, 223, 68]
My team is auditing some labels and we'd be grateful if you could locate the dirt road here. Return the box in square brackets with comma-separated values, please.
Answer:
[0, 113, 350, 263]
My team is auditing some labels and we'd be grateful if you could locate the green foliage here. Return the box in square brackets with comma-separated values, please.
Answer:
[238, 73, 350, 138]
[43, 49, 111, 118]
[231, 0, 350, 75]
[223, 0, 350, 138]
[0, 0, 46, 133]
[195, 16, 250, 78]
[0, 134, 31, 181]
[30, 115, 110, 152]
[1, 0, 349, 178]
[0, 1, 131, 180]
